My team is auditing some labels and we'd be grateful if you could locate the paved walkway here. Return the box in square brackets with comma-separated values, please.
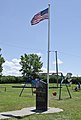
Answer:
[0, 107, 63, 119]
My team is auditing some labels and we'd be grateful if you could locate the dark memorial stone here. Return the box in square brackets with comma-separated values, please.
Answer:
[36, 80, 48, 111]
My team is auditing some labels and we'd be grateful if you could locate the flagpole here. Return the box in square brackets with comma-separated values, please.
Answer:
[47, 3, 50, 109]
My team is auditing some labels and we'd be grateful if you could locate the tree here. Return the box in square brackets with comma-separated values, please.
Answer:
[0, 48, 5, 76]
[19, 53, 43, 79]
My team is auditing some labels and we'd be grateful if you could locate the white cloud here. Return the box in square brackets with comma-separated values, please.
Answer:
[41, 67, 47, 72]
[41, 67, 63, 74]
[2, 53, 42, 77]
[2, 57, 64, 77]
[36, 52, 42, 57]
[2, 58, 22, 76]
[53, 58, 63, 65]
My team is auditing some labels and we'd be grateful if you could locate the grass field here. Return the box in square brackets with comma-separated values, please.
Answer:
[0, 83, 81, 120]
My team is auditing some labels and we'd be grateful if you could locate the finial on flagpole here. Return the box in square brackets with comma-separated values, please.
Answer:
[48, 0, 50, 4]
[48, 0, 50, 8]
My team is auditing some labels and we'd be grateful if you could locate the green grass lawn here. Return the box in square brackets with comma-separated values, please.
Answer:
[0, 83, 81, 120]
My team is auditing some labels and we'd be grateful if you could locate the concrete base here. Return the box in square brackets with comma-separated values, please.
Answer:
[0, 107, 63, 119]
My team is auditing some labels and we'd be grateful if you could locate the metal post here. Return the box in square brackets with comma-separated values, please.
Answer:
[47, 3, 50, 108]
[55, 51, 58, 87]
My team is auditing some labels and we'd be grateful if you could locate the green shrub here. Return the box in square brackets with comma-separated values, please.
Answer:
[0, 75, 81, 84]
[0, 76, 25, 84]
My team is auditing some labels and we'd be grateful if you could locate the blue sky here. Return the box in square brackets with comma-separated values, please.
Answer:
[0, 0, 81, 76]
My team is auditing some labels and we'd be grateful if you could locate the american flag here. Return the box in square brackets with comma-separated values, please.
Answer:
[31, 8, 48, 25]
